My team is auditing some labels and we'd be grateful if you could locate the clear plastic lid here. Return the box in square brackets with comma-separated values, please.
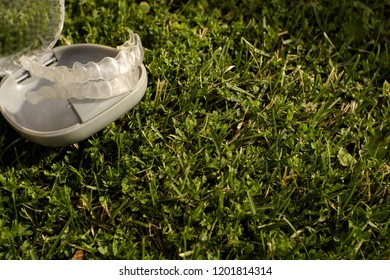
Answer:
[0, 0, 65, 76]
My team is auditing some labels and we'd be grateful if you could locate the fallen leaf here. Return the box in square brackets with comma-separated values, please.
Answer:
[71, 250, 85, 260]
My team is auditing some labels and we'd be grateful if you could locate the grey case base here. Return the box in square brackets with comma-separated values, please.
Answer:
[0, 44, 147, 147]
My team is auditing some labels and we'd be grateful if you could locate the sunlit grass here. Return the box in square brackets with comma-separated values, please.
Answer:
[0, 0, 389, 259]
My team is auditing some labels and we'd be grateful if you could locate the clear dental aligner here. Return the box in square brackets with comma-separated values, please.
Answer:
[20, 31, 144, 84]
[20, 31, 144, 104]
[26, 68, 140, 105]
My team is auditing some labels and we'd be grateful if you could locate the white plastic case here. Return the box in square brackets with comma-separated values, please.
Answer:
[0, 0, 147, 147]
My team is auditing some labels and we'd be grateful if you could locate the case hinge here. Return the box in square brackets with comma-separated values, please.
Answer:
[12, 51, 57, 83]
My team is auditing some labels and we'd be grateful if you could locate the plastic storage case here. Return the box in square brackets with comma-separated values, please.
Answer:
[0, 0, 147, 147]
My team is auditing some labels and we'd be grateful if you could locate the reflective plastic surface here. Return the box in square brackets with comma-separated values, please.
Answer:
[0, 0, 64, 75]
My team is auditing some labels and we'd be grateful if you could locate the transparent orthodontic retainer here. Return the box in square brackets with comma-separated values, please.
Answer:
[0, 0, 147, 147]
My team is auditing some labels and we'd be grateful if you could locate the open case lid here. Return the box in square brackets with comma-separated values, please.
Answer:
[0, 0, 65, 76]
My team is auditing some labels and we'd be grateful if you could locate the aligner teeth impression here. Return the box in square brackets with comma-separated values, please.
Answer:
[22, 30, 144, 104]
[26, 71, 138, 104]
